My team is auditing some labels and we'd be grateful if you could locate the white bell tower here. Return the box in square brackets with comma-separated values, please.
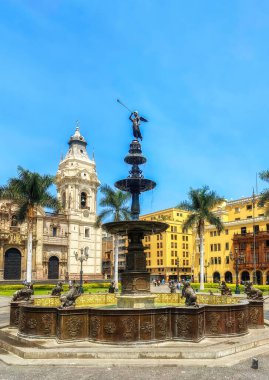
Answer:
[55, 126, 102, 279]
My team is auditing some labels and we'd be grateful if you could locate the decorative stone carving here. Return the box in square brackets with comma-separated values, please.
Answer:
[27, 319, 37, 329]
[198, 313, 204, 336]
[41, 314, 53, 335]
[140, 321, 153, 334]
[206, 312, 221, 335]
[13, 308, 20, 327]
[89, 316, 101, 338]
[249, 307, 259, 325]
[19, 312, 26, 331]
[237, 311, 247, 332]
[104, 321, 117, 334]
[176, 315, 192, 337]
[66, 316, 82, 338]
[122, 317, 136, 339]
[225, 318, 235, 329]
[156, 315, 168, 337]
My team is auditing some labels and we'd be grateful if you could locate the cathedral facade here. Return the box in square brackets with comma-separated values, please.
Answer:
[0, 127, 102, 281]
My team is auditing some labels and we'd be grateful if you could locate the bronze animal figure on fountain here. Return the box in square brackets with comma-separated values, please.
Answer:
[51, 281, 63, 297]
[244, 281, 263, 300]
[12, 283, 34, 302]
[60, 284, 81, 307]
[219, 281, 232, 296]
[181, 282, 198, 306]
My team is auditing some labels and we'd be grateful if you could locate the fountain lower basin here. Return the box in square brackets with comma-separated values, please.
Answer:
[10, 294, 264, 344]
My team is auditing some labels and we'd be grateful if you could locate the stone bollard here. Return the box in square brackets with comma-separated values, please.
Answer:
[251, 358, 258, 369]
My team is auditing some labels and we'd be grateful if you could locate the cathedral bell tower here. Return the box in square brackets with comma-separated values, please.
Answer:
[55, 126, 102, 279]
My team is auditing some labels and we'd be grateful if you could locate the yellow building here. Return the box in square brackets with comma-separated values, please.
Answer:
[140, 196, 269, 286]
[196, 195, 269, 285]
[140, 208, 194, 281]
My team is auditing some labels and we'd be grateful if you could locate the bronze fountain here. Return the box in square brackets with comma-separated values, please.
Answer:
[9, 110, 264, 343]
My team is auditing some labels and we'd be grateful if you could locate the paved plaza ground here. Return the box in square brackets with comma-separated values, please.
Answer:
[0, 290, 269, 379]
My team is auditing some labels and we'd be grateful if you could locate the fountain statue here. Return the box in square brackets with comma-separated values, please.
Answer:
[103, 112, 168, 307]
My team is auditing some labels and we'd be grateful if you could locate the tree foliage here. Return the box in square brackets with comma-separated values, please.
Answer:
[177, 186, 225, 236]
[0, 166, 59, 222]
[96, 184, 131, 226]
[259, 170, 269, 215]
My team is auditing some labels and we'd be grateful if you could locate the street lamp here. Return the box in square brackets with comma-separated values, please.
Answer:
[230, 249, 244, 294]
[175, 258, 180, 282]
[204, 261, 210, 283]
[74, 247, 89, 293]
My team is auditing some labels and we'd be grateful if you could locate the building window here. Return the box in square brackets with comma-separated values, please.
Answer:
[235, 218, 241, 221]
[254, 225, 259, 234]
[241, 227, 246, 234]
[225, 256, 230, 264]
[225, 229, 228, 235]
[52, 227, 57, 237]
[235, 207, 240, 213]
[85, 228, 90, 238]
[81, 192, 87, 208]
[246, 204, 252, 210]
[225, 242, 229, 250]
[218, 257, 221, 264]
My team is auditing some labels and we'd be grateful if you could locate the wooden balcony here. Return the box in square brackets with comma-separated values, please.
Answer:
[236, 261, 269, 270]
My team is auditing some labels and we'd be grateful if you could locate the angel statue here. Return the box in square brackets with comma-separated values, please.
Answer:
[129, 111, 148, 141]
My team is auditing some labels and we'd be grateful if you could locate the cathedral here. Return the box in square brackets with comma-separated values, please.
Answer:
[0, 127, 102, 281]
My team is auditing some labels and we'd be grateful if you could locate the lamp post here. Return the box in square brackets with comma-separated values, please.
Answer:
[175, 258, 180, 282]
[230, 249, 244, 294]
[204, 261, 210, 283]
[74, 247, 89, 293]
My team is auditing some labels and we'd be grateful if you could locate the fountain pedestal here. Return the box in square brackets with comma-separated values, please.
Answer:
[116, 293, 156, 308]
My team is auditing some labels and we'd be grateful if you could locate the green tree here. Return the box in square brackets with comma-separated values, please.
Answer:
[96, 184, 131, 290]
[259, 170, 269, 214]
[0, 166, 59, 283]
[177, 186, 224, 290]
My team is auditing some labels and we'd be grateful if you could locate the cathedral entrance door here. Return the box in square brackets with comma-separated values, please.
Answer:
[48, 256, 59, 279]
[4, 248, 21, 280]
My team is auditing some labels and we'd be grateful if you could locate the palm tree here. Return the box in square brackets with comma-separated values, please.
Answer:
[259, 170, 269, 214]
[177, 186, 224, 291]
[0, 166, 59, 283]
[96, 184, 131, 291]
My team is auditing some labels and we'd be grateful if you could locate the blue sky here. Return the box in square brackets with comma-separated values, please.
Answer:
[1, 0, 269, 215]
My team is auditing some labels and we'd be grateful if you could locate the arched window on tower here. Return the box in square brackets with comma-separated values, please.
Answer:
[62, 192, 66, 209]
[81, 192, 87, 208]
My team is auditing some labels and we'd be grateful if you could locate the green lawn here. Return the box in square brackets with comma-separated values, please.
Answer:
[0, 283, 112, 297]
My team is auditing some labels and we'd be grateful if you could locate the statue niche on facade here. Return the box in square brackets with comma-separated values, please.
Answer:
[12, 283, 34, 302]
